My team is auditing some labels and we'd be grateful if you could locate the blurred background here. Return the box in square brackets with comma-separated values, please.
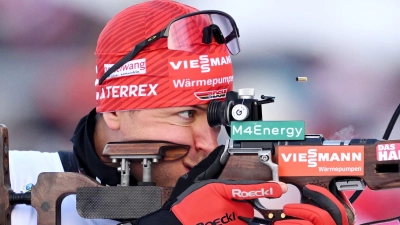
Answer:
[1, 0, 400, 223]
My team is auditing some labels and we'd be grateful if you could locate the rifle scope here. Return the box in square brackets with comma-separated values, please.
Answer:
[207, 88, 275, 127]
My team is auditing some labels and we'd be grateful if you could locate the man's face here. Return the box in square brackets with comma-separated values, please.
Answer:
[115, 104, 220, 187]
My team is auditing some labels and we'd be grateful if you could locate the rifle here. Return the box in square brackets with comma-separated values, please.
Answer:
[204, 88, 400, 223]
[1, 88, 399, 225]
[79, 84, 400, 224]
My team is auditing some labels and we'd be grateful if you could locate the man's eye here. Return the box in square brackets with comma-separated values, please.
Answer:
[178, 110, 195, 119]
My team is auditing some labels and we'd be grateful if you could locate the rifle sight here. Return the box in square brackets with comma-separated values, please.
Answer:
[207, 88, 275, 127]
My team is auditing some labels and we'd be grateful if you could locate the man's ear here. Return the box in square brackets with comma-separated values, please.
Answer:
[102, 111, 121, 130]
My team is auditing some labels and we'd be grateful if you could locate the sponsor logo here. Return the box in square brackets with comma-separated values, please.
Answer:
[231, 121, 305, 141]
[281, 149, 362, 167]
[196, 212, 236, 225]
[96, 84, 158, 100]
[172, 76, 233, 88]
[169, 55, 232, 73]
[232, 188, 273, 198]
[278, 146, 364, 176]
[194, 89, 227, 100]
[376, 143, 400, 161]
[103, 58, 146, 79]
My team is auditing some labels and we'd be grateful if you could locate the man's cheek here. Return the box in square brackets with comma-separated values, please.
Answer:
[129, 162, 143, 181]
[158, 128, 195, 145]
[152, 161, 185, 187]
[129, 159, 184, 186]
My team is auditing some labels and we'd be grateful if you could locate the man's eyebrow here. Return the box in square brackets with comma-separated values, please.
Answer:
[191, 105, 207, 112]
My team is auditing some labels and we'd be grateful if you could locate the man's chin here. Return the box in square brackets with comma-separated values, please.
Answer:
[145, 161, 194, 187]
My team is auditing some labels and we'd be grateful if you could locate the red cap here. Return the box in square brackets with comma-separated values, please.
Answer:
[95, 0, 233, 112]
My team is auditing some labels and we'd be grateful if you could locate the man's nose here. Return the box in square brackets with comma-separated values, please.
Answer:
[192, 114, 220, 153]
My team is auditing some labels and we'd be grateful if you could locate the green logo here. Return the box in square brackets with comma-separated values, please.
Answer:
[231, 121, 305, 141]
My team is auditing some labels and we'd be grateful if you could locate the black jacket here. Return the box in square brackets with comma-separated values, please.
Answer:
[69, 108, 136, 186]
